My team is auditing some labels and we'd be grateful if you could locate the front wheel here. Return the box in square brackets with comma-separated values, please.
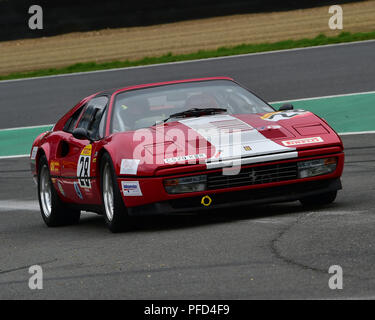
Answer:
[100, 153, 131, 232]
[38, 155, 80, 226]
[300, 191, 337, 206]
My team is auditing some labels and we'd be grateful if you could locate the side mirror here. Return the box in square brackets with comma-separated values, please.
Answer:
[72, 128, 92, 142]
[279, 103, 294, 111]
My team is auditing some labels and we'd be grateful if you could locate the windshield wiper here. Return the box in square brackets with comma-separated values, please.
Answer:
[158, 107, 227, 124]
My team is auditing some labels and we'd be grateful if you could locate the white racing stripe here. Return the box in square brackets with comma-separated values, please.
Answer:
[206, 151, 298, 169]
[179, 114, 297, 168]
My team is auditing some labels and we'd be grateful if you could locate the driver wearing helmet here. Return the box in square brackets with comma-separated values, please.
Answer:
[114, 96, 150, 132]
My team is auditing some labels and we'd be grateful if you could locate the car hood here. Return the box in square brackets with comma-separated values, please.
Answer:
[110, 110, 342, 176]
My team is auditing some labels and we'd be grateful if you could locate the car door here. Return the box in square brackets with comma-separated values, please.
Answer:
[59, 96, 109, 205]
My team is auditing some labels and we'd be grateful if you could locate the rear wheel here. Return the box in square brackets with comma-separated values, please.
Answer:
[100, 153, 131, 232]
[38, 155, 80, 226]
[300, 191, 337, 206]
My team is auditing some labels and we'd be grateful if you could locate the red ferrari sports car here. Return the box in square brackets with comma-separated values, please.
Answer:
[30, 77, 344, 232]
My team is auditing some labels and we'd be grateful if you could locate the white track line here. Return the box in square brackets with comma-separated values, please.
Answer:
[269, 90, 375, 104]
[0, 200, 39, 212]
[0, 124, 53, 132]
[339, 130, 375, 136]
[0, 39, 374, 84]
[0, 154, 29, 160]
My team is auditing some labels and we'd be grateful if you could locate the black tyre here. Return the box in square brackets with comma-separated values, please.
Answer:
[38, 155, 80, 227]
[300, 191, 337, 206]
[100, 153, 131, 232]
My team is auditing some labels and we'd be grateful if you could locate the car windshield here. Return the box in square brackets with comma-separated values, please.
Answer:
[111, 80, 274, 133]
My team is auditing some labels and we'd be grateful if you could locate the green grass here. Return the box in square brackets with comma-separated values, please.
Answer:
[1, 31, 375, 81]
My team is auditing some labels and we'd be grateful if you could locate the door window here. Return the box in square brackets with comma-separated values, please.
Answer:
[76, 96, 109, 140]
[63, 106, 84, 133]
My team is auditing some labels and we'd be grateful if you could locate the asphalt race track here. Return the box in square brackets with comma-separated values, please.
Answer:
[0, 41, 375, 299]
[1, 40, 375, 129]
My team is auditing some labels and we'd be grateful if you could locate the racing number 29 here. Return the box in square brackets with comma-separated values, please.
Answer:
[78, 156, 91, 188]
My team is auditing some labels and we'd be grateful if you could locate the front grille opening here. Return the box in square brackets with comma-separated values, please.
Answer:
[169, 179, 336, 210]
[207, 162, 298, 190]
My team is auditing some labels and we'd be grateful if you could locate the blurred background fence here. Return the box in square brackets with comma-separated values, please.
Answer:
[0, 0, 363, 41]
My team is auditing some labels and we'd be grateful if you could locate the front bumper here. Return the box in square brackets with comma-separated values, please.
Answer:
[127, 178, 342, 216]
